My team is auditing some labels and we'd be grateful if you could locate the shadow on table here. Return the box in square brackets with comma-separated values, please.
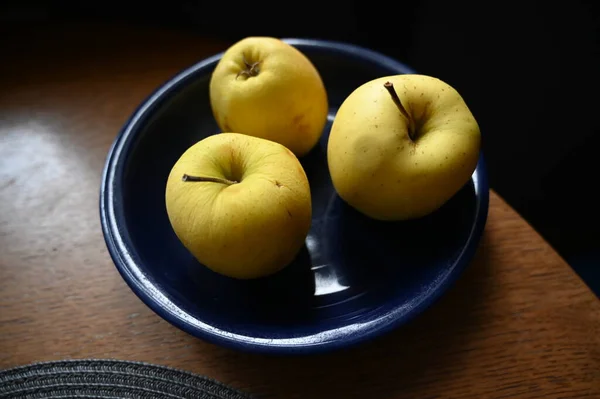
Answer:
[196, 232, 495, 398]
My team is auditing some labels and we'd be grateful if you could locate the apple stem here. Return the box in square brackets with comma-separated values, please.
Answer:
[384, 82, 416, 141]
[236, 53, 261, 79]
[181, 174, 238, 185]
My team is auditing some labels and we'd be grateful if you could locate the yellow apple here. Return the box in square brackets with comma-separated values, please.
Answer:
[165, 133, 312, 279]
[209, 37, 328, 157]
[327, 74, 481, 221]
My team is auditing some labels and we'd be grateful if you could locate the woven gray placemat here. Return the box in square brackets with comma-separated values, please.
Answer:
[0, 359, 253, 399]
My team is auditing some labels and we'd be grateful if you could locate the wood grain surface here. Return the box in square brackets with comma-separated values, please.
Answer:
[1, 23, 599, 399]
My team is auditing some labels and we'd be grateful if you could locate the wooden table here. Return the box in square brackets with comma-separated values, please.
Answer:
[1, 23, 599, 399]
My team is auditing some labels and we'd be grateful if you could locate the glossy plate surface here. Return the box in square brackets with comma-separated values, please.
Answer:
[100, 39, 489, 354]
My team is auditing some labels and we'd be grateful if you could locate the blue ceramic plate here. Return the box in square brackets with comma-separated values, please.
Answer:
[100, 39, 489, 355]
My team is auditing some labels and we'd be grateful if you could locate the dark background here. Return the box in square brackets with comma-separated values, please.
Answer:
[2, 0, 599, 294]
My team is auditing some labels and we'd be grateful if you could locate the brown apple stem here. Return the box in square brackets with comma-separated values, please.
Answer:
[384, 82, 416, 141]
[236, 53, 261, 79]
[181, 174, 238, 185]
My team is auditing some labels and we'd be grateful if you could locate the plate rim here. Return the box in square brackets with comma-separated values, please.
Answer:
[99, 38, 490, 355]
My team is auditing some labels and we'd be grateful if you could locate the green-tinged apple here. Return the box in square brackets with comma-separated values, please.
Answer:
[327, 74, 481, 221]
[165, 133, 312, 279]
[209, 37, 328, 157]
